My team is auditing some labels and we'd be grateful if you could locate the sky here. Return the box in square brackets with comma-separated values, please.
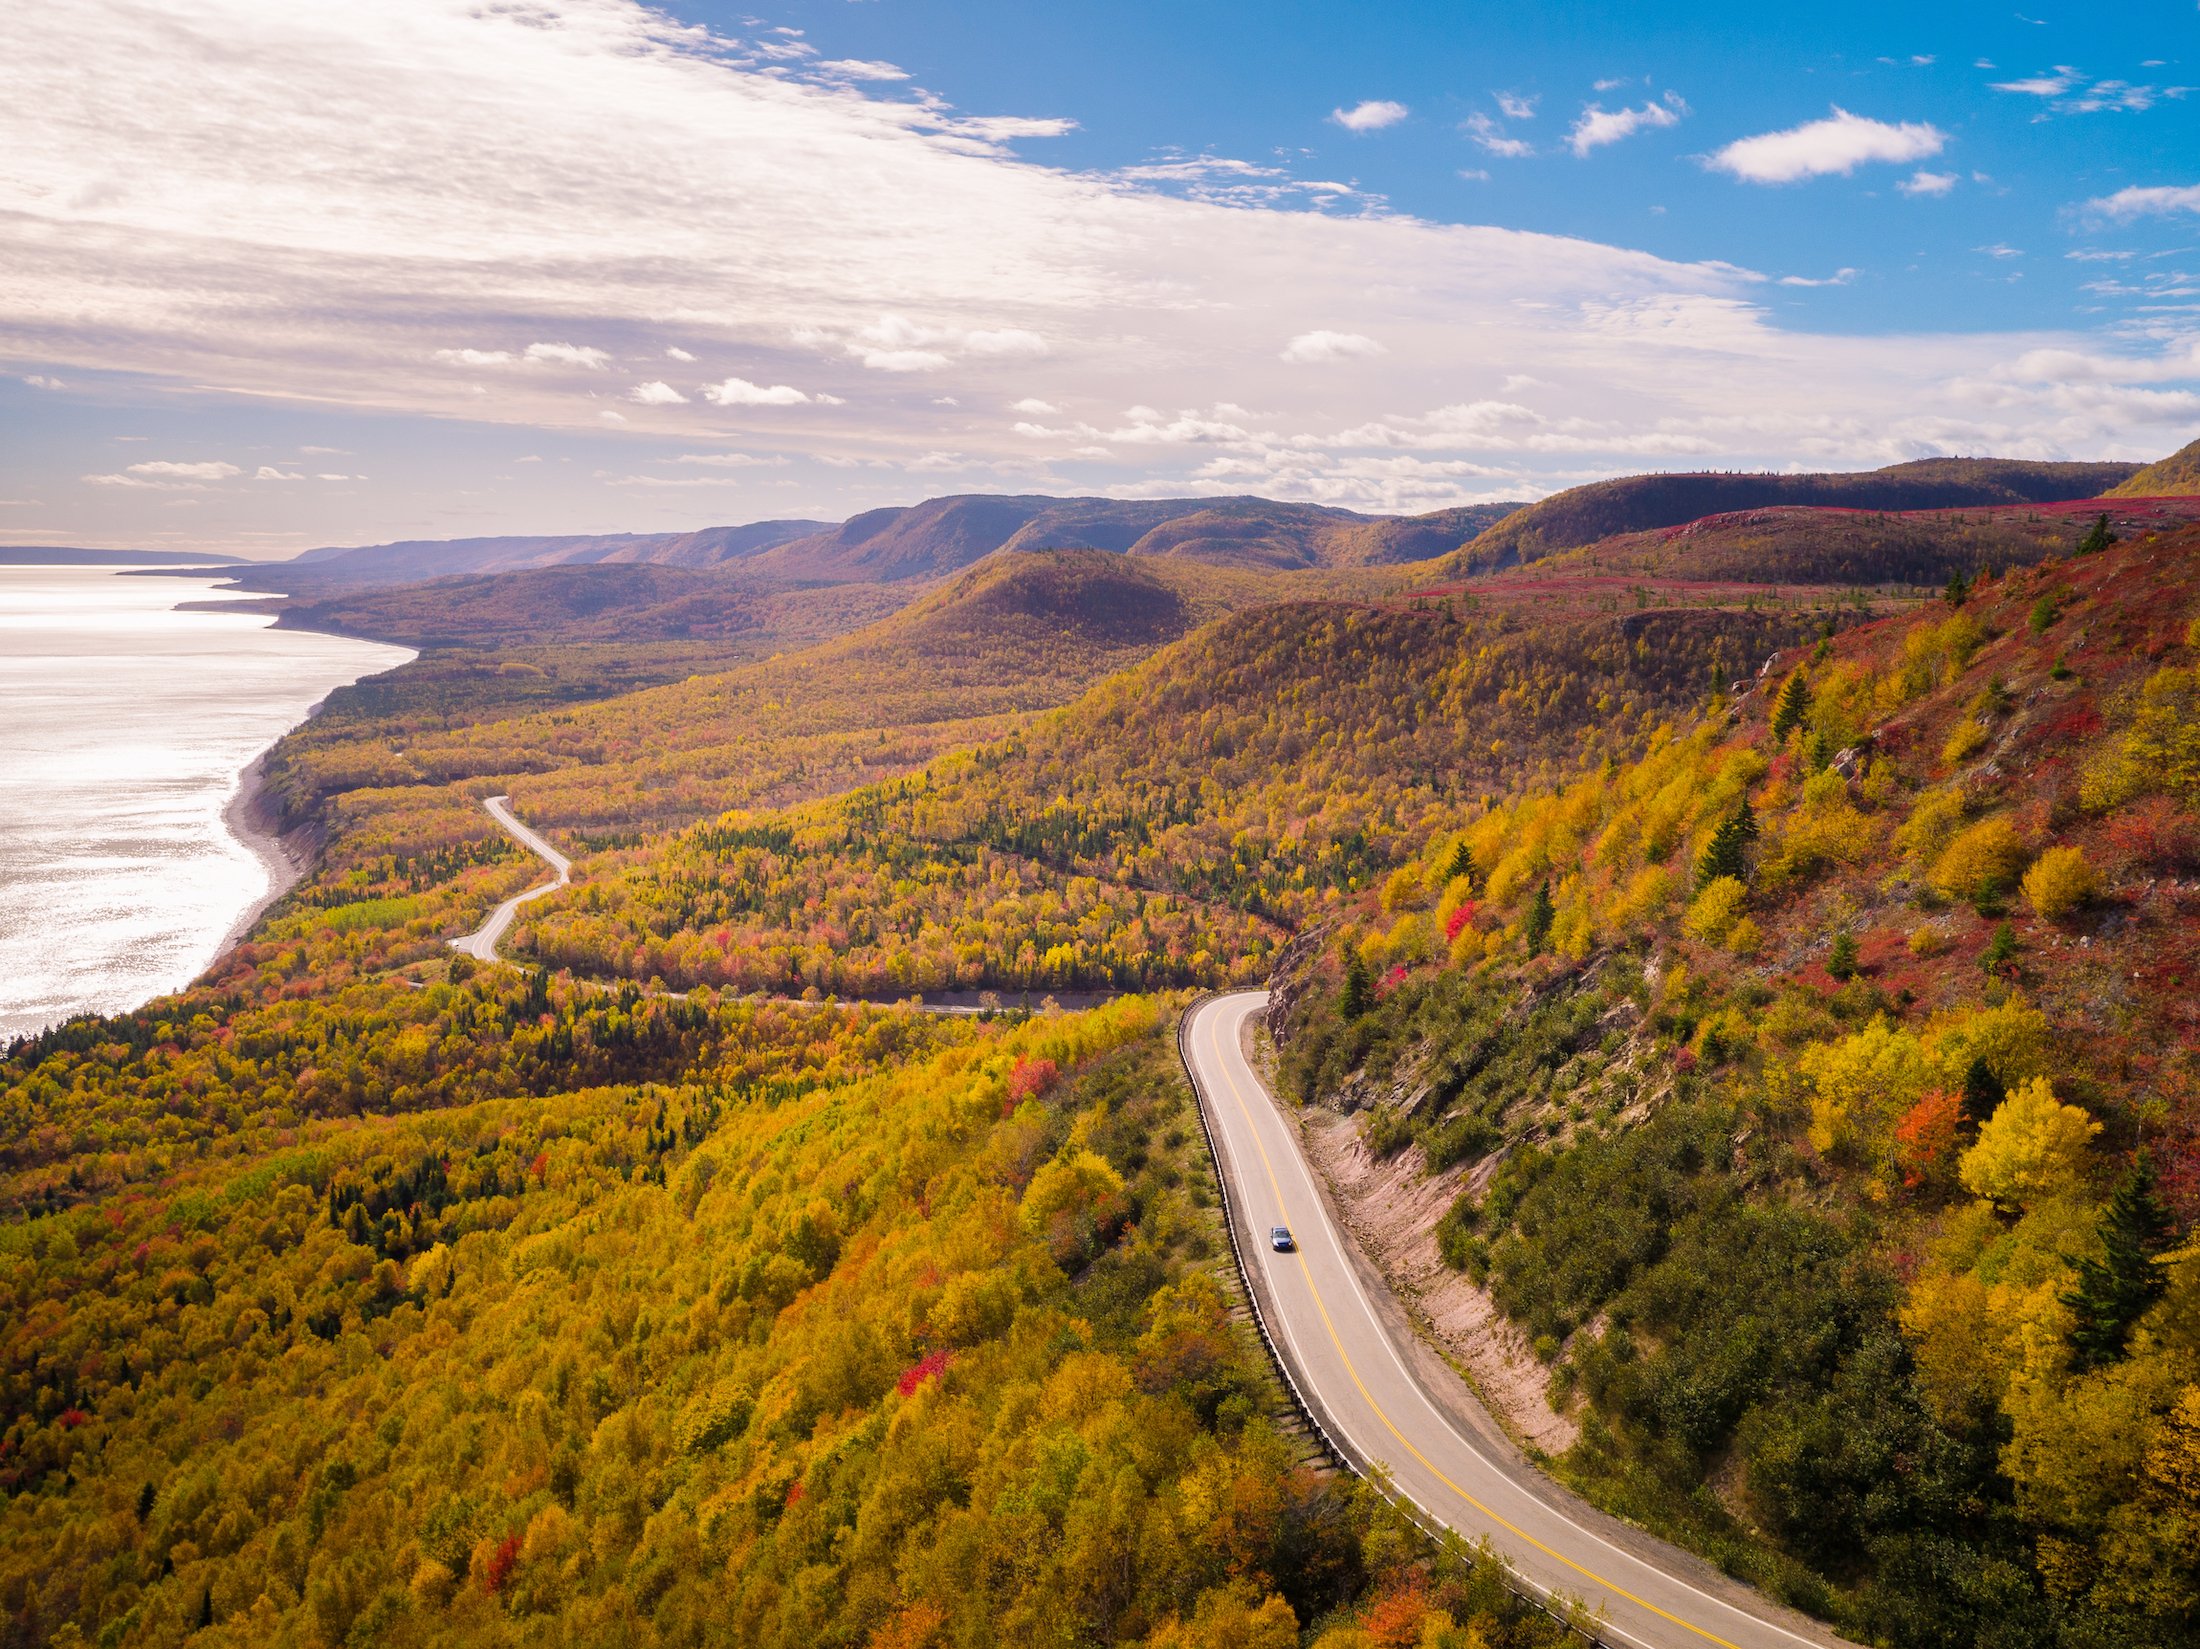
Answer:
[2, 0, 2197, 556]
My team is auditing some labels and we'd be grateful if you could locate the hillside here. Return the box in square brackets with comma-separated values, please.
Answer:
[221, 522, 832, 594]
[744, 493, 1522, 584]
[1448, 457, 2141, 574]
[2107, 436, 2200, 498]
[1272, 523, 2200, 1645]
[1437, 494, 2200, 596]
[512, 590, 1837, 996]
[275, 564, 913, 649]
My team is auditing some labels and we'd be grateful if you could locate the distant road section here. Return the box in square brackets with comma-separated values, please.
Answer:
[450, 795, 570, 963]
[1182, 991, 1853, 1649]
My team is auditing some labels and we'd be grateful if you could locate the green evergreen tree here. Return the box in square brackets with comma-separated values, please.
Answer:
[1958, 1056, 2004, 1136]
[1339, 949, 1372, 1018]
[2077, 512, 2114, 555]
[1522, 879, 1555, 955]
[1981, 920, 2018, 977]
[1445, 840, 1474, 885]
[2061, 1153, 2174, 1370]
[196, 1589, 215, 1631]
[1827, 931, 1859, 982]
[1770, 669, 1813, 742]
[1695, 800, 1759, 887]
[1943, 570, 1971, 607]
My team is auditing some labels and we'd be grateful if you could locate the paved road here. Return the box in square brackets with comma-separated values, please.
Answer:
[1183, 991, 1854, 1649]
[450, 795, 571, 962]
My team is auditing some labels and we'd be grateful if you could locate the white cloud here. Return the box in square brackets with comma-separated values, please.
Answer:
[816, 59, 908, 81]
[129, 460, 241, 480]
[664, 346, 696, 362]
[524, 341, 610, 368]
[598, 409, 625, 422]
[20, 373, 64, 389]
[1010, 397, 1059, 414]
[1977, 243, 2024, 259]
[1991, 66, 2082, 97]
[1463, 113, 1533, 158]
[253, 465, 304, 480]
[670, 451, 788, 466]
[1568, 94, 1686, 157]
[1778, 268, 1859, 287]
[82, 458, 243, 488]
[1593, 77, 1632, 93]
[628, 378, 688, 404]
[1707, 107, 1946, 183]
[1495, 92, 1538, 121]
[1899, 169, 1959, 196]
[432, 347, 516, 367]
[1331, 100, 1408, 133]
[2084, 184, 2200, 221]
[5, 0, 2191, 525]
[701, 377, 811, 406]
[1281, 330, 1386, 364]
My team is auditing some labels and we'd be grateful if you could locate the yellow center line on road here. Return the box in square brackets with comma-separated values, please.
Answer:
[1202, 1006, 1747, 1649]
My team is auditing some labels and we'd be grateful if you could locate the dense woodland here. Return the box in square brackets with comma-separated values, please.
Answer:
[1280, 521, 2200, 1645]
[4, 461, 2197, 1648]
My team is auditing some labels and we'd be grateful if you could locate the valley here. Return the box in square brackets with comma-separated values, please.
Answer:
[5, 444, 2199, 1649]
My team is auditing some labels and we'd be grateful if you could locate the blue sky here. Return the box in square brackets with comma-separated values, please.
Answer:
[1, 0, 2195, 555]
[713, 0, 2197, 334]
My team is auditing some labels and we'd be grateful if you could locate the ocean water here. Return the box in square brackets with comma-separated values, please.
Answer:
[0, 565, 410, 1042]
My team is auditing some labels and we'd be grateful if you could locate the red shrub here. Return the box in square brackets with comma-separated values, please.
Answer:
[1893, 1088, 1963, 1191]
[2105, 796, 2200, 874]
[1005, 1057, 1059, 1107]
[896, 1348, 953, 1398]
[1444, 901, 1479, 941]
[56, 1409, 89, 1430]
[784, 1479, 807, 1507]
[482, 1534, 520, 1594]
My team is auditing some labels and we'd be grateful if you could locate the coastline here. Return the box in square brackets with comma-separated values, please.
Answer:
[211, 737, 322, 967]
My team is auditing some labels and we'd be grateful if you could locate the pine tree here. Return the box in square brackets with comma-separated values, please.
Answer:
[1958, 1056, 2004, 1137]
[2077, 512, 2114, 555]
[1943, 570, 1971, 607]
[1695, 800, 1759, 887]
[1445, 840, 1474, 885]
[1827, 931, 1859, 981]
[1771, 669, 1812, 742]
[1522, 879, 1555, 955]
[2061, 1152, 2174, 1370]
[1981, 920, 2018, 977]
[196, 1589, 215, 1631]
[1339, 949, 1372, 1018]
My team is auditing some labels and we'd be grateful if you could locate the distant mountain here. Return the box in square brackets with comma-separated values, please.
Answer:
[274, 562, 910, 651]
[231, 520, 832, 593]
[743, 493, 1525, 582]
[232, 494, 1526, 598]
[2104, 435, 2200, 497]
[1445, 457, 2140, 574]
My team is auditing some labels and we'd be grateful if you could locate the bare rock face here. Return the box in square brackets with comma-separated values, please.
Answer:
[1263, 919, 1335, 1048]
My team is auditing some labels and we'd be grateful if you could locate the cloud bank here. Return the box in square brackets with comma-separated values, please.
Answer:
[0, 0, 2192, 526]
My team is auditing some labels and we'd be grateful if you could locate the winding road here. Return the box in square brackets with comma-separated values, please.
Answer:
[450, 795, 570, 963]
[1182, 992, 1854, 1649]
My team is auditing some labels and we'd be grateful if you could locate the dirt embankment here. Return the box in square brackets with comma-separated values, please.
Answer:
[1297, 1104, 1578, 1456]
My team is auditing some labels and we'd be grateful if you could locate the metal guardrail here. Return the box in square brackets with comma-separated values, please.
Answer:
[1175, 993, 1613, 1648]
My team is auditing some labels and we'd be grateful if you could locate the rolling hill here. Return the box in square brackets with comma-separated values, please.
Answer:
[2106, 435, 2200, 498]
[1446, 456, 2141, 574]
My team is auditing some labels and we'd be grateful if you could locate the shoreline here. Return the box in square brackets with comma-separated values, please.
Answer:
[211, 731, 325, 968]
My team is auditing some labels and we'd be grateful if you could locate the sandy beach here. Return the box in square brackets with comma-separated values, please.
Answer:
[211, 746, 321, 964]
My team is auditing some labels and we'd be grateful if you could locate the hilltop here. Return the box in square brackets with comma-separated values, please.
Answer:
[1447, 456, 2140, 574]
[2107, 436, 2200, 498]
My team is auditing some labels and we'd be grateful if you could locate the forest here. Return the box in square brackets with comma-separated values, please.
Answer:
[4, 457, 2197, 1648]
[1276, 518, 2200, 1645]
